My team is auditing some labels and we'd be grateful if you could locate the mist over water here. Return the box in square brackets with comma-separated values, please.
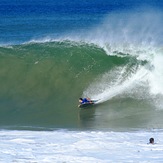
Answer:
[83, 8, 163, 46]
[80, 9, 163, 109]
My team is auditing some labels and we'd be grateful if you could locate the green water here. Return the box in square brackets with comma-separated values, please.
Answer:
[0, 41, 163, 130]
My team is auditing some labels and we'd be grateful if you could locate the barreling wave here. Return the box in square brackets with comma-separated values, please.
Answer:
[0, 41, 138, 102]
[0, 40, 162, 129]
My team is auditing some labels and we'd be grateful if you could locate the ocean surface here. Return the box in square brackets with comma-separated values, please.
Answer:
[1, 0, 163, 162]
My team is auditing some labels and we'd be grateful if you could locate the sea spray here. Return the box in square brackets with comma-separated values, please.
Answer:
[81, 9, 163, 105]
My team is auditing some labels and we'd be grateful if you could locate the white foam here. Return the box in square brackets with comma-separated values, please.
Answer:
[148, 53, 163, 95]
[0, 130, 163, 162]
[84, 65, 149, 103]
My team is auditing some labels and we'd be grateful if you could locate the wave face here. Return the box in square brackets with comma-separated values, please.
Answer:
[0, 39, 163, 130]
[0, 42, 112, 128]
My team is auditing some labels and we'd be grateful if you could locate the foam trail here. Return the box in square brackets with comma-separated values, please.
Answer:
[149, 52, 163, 95]
[85, 66, 149, 104]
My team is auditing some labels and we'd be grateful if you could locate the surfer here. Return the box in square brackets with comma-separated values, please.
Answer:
[78, 98, 98, 108]
[79, 98, 93, 105]
[148, 138, 154, 144]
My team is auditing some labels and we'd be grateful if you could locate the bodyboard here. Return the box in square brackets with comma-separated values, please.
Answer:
[78, 100, 98, 108]
[79, 102, 94, 108]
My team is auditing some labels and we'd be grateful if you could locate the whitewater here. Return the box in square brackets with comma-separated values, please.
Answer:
[0, 129, 163, 162]
[80, 10, 163, 108]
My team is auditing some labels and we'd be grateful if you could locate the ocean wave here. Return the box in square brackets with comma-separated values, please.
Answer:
[0, 37, 163, 129]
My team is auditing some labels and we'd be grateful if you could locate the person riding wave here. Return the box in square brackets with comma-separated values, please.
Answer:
[79, 98, 93, 105]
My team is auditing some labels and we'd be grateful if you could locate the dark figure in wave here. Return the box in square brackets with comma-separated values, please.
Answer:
[78, 98, 93, 107]
[79, 98, 93, 104]
[148, 138, 154, 144]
